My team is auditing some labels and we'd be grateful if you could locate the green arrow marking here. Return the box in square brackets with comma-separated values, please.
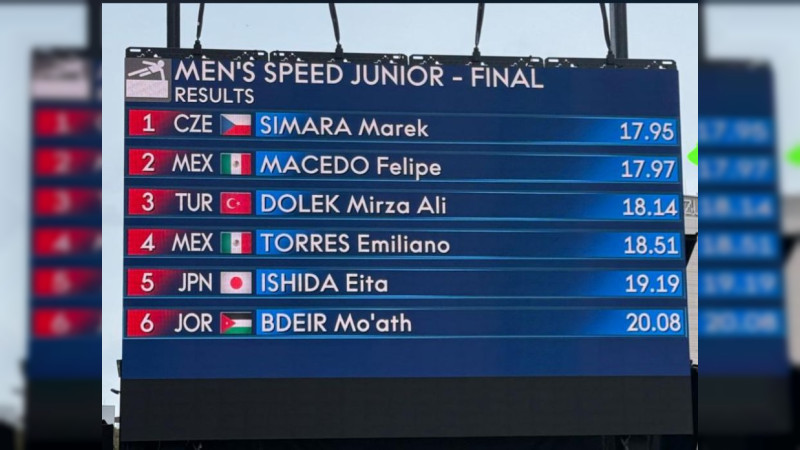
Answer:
[688, 145, 698, 166]
[788, 144, 800, 167]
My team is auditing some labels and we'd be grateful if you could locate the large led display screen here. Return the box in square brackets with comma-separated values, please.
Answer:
[121, 49, 691, 441]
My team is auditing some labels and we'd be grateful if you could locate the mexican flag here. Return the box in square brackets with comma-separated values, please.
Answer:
[220, 152, 252, 175]
[220, 231, 252, 254]
[220, 312, 252, 334]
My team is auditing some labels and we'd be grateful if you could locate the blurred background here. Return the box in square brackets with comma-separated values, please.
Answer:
[0, 0, 99, 447]
[16, 1, 800, 448]
[701, 1, 800, 448]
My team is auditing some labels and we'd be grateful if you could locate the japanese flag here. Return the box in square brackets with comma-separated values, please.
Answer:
[220, 271, 252, 294]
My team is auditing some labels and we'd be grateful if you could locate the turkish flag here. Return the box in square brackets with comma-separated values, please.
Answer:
[220, 192, 251, 215]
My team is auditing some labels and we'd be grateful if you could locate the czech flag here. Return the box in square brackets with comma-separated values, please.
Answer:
[220, 113, 252, 136]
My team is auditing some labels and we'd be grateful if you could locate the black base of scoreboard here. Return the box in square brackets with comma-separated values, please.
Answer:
[120, 436, 699, 450]
[120, 376, 692, 442]
[699, 375, 793, 435]
[26, 379, 99, 444]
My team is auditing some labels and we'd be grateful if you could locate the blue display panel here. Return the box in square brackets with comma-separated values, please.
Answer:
[122, 56, 687, 382]
[699, 64, 788, 376]
[29, 52, 102, 380]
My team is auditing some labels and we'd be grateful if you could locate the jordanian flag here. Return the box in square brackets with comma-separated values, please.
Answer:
[220, 231, 252, 254]
[220, 152, 252, 175]
[220, 312, 252, 335]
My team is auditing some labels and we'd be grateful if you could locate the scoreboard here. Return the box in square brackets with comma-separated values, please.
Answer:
[699, 63, 791, 434]
[121, 49, 691, 441]
[28, 50, 102, 443]
[30, 51, 102, 378]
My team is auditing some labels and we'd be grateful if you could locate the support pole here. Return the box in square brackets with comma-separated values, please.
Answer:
[699, 3, 706, 61]
[685, 234, 697, 267]
[783, 238, 797, 264]
[609, 3, 628, 59]
[88, 0, 101, 56]
[167, 3, 180, 48]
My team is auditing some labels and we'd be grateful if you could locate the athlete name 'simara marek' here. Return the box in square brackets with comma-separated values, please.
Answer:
[259, 115, 429, 138]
